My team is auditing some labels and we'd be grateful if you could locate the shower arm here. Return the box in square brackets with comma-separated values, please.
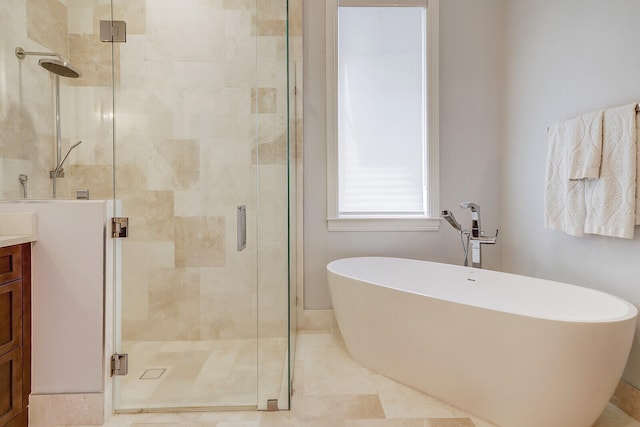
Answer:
[15, 47, 64, 61]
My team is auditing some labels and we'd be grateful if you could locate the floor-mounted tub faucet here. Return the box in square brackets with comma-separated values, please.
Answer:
[442, 202, 498, 268]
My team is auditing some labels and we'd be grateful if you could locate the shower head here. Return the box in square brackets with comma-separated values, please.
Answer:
[442, 210, 462, 232]
[15, 46, 82, 78]
[38, 58, 81, 78]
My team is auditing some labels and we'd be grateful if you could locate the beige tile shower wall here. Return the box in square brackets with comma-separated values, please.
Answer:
[1, 0, 59, 199]
[112, 0, 295, 343]
[2, 0, 299, 342]
[57, 1, 114, 201]
[27, 0, 69, 59]
[117, 0, 252, 341]
[1, 0, 114, 201]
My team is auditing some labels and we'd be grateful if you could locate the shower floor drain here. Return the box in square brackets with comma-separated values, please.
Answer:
[139, 368, 166, 380]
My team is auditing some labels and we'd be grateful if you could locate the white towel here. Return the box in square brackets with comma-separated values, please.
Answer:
[566, 110, 604, 180]
[544, 123, 587, 236]
[583, 103, 638, 239]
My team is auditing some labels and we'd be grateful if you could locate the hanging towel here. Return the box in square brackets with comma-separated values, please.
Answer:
[566, 110, 604, 180]
[583, 103, 638, 239]
[544, 122, 587, 236]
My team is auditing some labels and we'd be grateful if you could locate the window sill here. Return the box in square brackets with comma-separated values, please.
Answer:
[327, 217, 440, 232]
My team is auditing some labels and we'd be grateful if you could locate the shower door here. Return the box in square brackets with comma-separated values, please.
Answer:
[109, 0, 295, 411]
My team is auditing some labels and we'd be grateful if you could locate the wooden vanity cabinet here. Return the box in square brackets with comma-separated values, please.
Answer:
[0, 244, 31, 427]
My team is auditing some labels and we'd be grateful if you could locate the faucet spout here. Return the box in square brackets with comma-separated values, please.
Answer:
[460, 202, 481, 237]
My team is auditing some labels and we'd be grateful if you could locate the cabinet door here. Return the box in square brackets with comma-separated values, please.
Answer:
[0, 347, 22, 426]
[0, 281, 22, 357]
[0, 247, 22, 284]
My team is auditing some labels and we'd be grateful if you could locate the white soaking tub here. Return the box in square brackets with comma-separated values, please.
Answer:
[327, 257, 637, 427]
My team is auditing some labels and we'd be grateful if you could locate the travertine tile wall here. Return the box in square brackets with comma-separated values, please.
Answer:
[108, 0, 298, 344]
[2, 0, 57, 198]
[1, 0, 114, 200]
[1, 0, 301, 344]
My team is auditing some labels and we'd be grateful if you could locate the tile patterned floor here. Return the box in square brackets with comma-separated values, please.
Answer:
[118, 338, 287, 409]
[88, 330, 640, 426]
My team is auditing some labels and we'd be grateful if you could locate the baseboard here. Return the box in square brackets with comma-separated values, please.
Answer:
[300, 309, 336, 331]
[612, 380, 640, 422]
[29, 393, 104, 426]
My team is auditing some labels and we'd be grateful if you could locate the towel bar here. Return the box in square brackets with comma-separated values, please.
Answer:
[546, 104, 640, 133]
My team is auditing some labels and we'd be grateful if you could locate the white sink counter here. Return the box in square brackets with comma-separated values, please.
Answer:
[0, 212, 36, 247]
[0, 235, 36, 247]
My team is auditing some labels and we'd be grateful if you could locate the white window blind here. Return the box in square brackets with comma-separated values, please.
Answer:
[325, 0, 439, 231]
[337, 6, 426, 216]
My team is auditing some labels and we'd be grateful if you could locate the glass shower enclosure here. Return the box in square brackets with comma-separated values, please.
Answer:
[0, 0, 298, 413]
[109, 0, 298, 412]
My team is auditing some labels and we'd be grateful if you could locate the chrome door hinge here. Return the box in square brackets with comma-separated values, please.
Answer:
[267, 399, 279, 411]
[100, 20, 127, 43]
[112, 217, 129, 238]
[111, 353, 128, 376]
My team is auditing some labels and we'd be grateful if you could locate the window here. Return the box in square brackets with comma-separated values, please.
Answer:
[326, 0, 439, 231]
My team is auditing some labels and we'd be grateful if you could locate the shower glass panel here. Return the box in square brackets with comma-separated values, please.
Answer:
[1, 0, 297, 413]
[256, 0, 298, 410]
[110, 0, 295, 412]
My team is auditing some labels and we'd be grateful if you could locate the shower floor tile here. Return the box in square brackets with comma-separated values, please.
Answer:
[117, 337, 286, 410]
[96, 330, 640, 427]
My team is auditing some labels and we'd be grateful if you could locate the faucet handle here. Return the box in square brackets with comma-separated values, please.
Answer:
[475, 229, 498, 244]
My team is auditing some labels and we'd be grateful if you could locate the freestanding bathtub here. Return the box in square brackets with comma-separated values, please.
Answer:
[327, 257, 637, 427]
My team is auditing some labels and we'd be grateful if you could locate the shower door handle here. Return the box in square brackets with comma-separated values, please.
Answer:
[237, 205, 247, 251]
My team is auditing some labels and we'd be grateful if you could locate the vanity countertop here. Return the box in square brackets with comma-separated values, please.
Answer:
[0, 212, 37, 248]
[0, 235, 36, 248]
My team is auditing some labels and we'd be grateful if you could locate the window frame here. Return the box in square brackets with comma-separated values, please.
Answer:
[325, 0, 440, 232]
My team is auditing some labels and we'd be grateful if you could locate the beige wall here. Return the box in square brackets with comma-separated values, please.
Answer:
[303, 0, 640, 390]
[302, 0, 505, 309]
[501, 0, 640, 388]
